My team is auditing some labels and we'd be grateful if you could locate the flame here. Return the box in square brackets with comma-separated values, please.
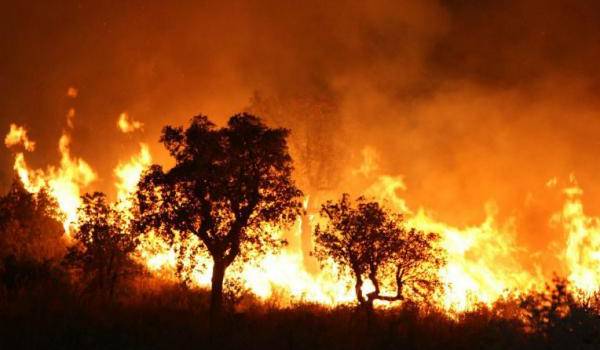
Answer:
[234, 222, 357, 304]
[3, 88, 96, 233]
[6, 129, 96, 233]
[361, 174, 537, 311]
[117, 112, 144, 133]
[239, 251, 357, 304]
[364, 175, 409, 213]
[7, 118, 600, 311]
[409, 205, 536, 311]
[114, 143, 152, 205]
[131, 178, 539, 310]
[554, 176, 600, 295]
[5, 124, 36, 151]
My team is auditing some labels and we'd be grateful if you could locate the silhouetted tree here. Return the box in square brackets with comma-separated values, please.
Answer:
[0, 179, 65, 291]
[65, 192, 140, 300]
[0, 179, 64, 261]
[313, 194, 444, 311]
[135, 114, 302, 322]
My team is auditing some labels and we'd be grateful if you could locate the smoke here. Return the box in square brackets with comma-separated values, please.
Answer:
[2, 0, 600, 271]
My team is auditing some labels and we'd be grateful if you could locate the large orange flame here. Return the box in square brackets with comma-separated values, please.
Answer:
[553, 175, 600, 296]
[6, 127, 96, 233]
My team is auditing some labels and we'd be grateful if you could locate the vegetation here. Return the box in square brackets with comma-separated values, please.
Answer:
[0, 180, 65, 295]
[0, 179, 64, 263]
[314, 194, 444, 310]
[64, 192, 141, 300]
[1, 278, 600, 349]
[135, 114, 302, 322]
[0, 114, 599, 349]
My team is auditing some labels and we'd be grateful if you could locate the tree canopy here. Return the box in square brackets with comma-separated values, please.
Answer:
[314, 194, 444, 309]
[0, 179, 64, 263]
[135, 113, 303, 319]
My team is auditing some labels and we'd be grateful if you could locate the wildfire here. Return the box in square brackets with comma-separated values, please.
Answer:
[409, 205, 536, 311]
[114, 142, 152, 211]
[6, 127, 96, 233]
[4, 117, 600, 311]
[554, 175, 600, 296]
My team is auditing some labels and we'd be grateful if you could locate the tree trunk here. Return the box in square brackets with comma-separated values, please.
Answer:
[354, 272, 368, 308]
[210, 260, 227, 324]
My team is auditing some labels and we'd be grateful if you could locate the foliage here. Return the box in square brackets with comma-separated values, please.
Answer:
[0, 179, 64, 263]
[65, 192, 140, 300]
[520, 277, 600, 347]
[1, 177, 600, 348]
[135, 113, 303, 318]
[314, 194, 444, 309]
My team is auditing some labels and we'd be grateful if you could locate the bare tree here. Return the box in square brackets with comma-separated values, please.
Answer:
[313, 194, 444, 310]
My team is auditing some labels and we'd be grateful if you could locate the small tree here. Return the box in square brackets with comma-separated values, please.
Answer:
[313, 194, 444, 310]
[0, 179, 64, 262]
[65, 192, 140, 300]
[135, 114, 302, 321]
[0, 179, 65, 291]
